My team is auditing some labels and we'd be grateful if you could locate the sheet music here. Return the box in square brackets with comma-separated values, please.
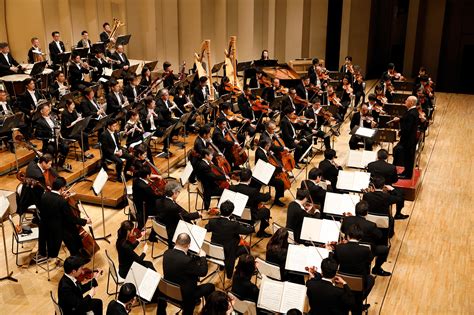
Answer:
[217, 189, 249, 217]
[257, 276, 284, 313]
[0, 194, 10, 217]
[323, 192, 360, 216]
[355, 126, 376, 138]
[172, 220, 206, 253]
[256, 257, 281, 280]
[280, 281, 307, 313]
[285, 244, 329, 273]
[252, 159, 275, 185]
[347, 150, 377, 169]
[92, 168, 108, 195]
[103, 68, 113, 76]
[125, 262, 161, 302]
[180, 161, 194, 186]
[300, 218, 341, 243]
[336, 170, 371, 192]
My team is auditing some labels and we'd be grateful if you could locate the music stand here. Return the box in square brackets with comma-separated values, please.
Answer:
[29, 61, 48, 77]
[293, 138, 316, 182]
[111, 69, 123, 79]
[0, 195, 17, 282]
[2, 113, 24, 173]
[69, 116, 92, 181]
[350, 125, 377, 149]
[127, 63, 139, 75]
[179, 161, 194, 212]
[91, 168, 111, 243]
[156, 123, 177, 178]
[91, 42, 106, 55]
[116, 35, 132, 46]
[211, 62, 225, 74]
[237, 61, 252, 72]
[175, 111, 193, 166]
[144, 60, 158, 72]
[57, 52, 72, 76]
[253, 59, 278, 67]
[72, 47, 88, 59]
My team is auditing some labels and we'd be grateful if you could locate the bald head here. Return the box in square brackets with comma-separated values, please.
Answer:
[175, 233, 191, 246]
[406, 96, 417, 108]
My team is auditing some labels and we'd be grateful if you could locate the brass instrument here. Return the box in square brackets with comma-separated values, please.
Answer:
[106, 18, 125, 50]
[32, 50, 46, 63]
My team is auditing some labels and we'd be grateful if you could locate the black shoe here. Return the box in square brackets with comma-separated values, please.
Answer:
[256, 231, 272, 238]
[372, 268, 391, 276]
[394, 213, 409, 220]
[362, 304, 371, 311]
[294, 164, 301, 169]
[273, 200, 285, 207]
[398, 173, 412, 179]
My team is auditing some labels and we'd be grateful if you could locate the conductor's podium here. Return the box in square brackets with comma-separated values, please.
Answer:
[393, 166, 422, 201]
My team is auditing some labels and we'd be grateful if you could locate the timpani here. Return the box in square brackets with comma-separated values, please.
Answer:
[0, 74, 31, 98]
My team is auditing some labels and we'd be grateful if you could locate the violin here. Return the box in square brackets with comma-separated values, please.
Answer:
[342, 83, 353, 94]
[76, 268, 103, 283]
[251, 96, 270, 113]
[224, 82, 242, 94]
[288, 112, 313, 125]
[224, 127, 248, 166]
[376, 92, 388, 104]
[328, 92, 342, 107]
[144, 158, 167, 196]
[222, 108, 247, 123]
[258, 76, 272, 87]
[293, 95, 312, 108]
[275, 86, 289, 95]
[372, 103, 386, 115]
[128, 227, 144, 244]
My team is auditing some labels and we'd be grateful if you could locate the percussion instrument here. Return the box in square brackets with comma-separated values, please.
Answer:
[0, 74, 31, 97]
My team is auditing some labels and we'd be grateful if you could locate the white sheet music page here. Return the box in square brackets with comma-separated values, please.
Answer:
[355, 126, 376, 138]
[319, 220, 341, 244]
[337, 171, 370, 191]
[217, 189, 249, 217]
[347, 150, 364, 168]
[280, 281, 307, 313]
[92, 168, 108, 195]
[285, 244, 329, 273]
[180, 161, 194, 186]
[256, 257, 281, 280]
[323, 192, 360, 216]
[257, 276, 284, 313]
[125, 262, 161, 302]
[252, 159, 275, 185]
[300, 217, 322, 242]
[301, 218, 340, 243]
[172, 220, 207, 253]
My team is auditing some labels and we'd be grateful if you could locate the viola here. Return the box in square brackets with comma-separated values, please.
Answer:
[328, 93, 342, 107]
[251, 96, 270, 113]
[145, 158, 167, 196]
[76, 268, 103, 283]
[224, 82, 242, 94]
[128, 227, 143, 244]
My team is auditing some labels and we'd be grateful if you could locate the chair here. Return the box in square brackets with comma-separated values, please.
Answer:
[105, 249, 125, 298]
[61, 132, 80, 161]
[15, 183, 37, 225]
[8, 214, 39, 266]
[201, 240, 226, 287]
[366, 213, 390, 229]
[255, 257, 281, 281]
[157, 278, 183, 312]
[228, 292, 257, 315]
[272, 222, 297, 244]
[336, 271, 369, 315]
[125, 196, 137, 222]
[50, 291, 63, 315]
[151, 220, 169, 259]
[241, 208, 262, 248]
[195, 181, 220, 211]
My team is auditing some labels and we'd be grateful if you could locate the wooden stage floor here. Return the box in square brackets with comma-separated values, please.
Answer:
[0, 92, 472, 314]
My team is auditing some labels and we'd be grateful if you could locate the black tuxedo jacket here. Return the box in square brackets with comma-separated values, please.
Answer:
[34, 116, 56, 139]
[111, 52, 130, 70]
[261, 86, 276, 104]
[280, 116, 297, 148]
[20, 90, 43, 115]
[306, 274, 355, 315]
[163, 248, 209, 299]
[155, 98, 173, 121]
[49, 41, 66, 65]
[79, 98, 100, 118]
[106, 300, 128, 315]
[116, 239, 146, 278]
[89, 57, 111, 81]
[308, 65, 317, 85]
[99, 130, 120, 158]
[58, 274, 98, 315]
[106, 92, 126, 116]
[132, 178, 157, 219]
[304, 107, 326, 130]
[18, 161, 48, 214]
[362, 191, 396, 216]
[193, 136, 208, 157]
[194, 159, 226, 191]
[100, 31, 111, 43]
[341, 215, 383, 246]
[0, 53, 20, 76]
[61, 110, 79, 138]
[367, 160, 398, 185]
[318, 159, 341, 190]
[300, 180, 327, 208]
[237, 94, 255, 121]
[155, 197, 200, 241]
[192, 85, 209, 107]
[27, 47, 40, 64]
[332, 241, 373, 276]
[205, 217, 254, 271]
[68, 63, 89, 89]
[211, 126, 233, 153]
[41, 191, 86, 236]
[350, 111, 374, 130]
[123, 84, 139, 104]
[399, 107, 420, 146]
[229, 183, 271, 211]
[76, 39, 92, 49]
[286, 201, 316, 243]
[259, 130, 284, 154]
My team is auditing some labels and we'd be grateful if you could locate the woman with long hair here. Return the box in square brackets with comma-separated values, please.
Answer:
[231, 254, 259, 302]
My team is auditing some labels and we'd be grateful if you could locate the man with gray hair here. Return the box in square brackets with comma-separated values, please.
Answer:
[392, 95, 420, 179]
[155, 181, 201, 248]
[159, 232, 215, 315]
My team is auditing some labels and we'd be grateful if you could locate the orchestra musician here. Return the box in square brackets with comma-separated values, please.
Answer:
[353, 72, 366, 106]
[124, 109, 146, 147]
[154, 181, 201, 247]
[231, 254, 260, 302]
[34, 103, 71, 171]
[229, 168, 272, 237]
[340, 76, 353, 116]
[212, 117, 235, 166]
[173, 85, 195, 121]
[304, 98, 332, 150]
[300, 167, 330, 210]
[340, 55, 354, 82]
[48, 31, 66, 68]
[61, 99, 93, 159]
[328, 224, 374, 314]
[0, 90, 15, 151]
[39, 177, 92, 259]
[286, 189, 320, 243]
[68, 53, 92, 91]
[79, 87, 105, 122]
[266, 227, 292, 280]
[280, 107, 311, 168]
[367, 149, 398, 185]
[349, 104, 377, 151]
[100, 22, 115, 45]
[260, 49, 270, 60]
[162, 61, 178, 90]
[205, 200, 255, 278]
[0, 42, 23, 76]
[261, 78, 286, 106]
[106, 80, 128, 118]
[50, 71, 70, 100]
[306, 258, 355, 315]
[382, 62, 404, 82]
[392, 96, 421, 179]
[106, 283, 136, 315]
[132, 165, 158, 228]
[318, 149, 342, 192]
[76, 31, 91, 52]
[140, 66, 152, 88]
[111, 44, 130, 71]
[155, 88, 180, 155]
[58, 256, 103, 315]
[158, 233, 215, 315]
[123, 74, 141, 104]
[17, 154, 56, 217]
[192, 124, 211, 162]
[381, 75, 394, 103]
[308, 58, 320, 86]
[194, 148, 228, 210]
[20, 78, 44, 123]
[341, 201, 391, 277]
[99, 118, 133, 182]
[363, 175, 408, 221]
[327, 85, 344, 121]
[115, 220, 155, 279]
[416, 87, 434, 120]
[89, 51, 112, 82]
[27, 37, 44, 64]
[192, 76, 210, 109]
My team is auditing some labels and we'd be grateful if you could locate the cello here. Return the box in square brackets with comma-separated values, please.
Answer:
[224, 126, 248, 166]
[267, 152, 291, 190]
[272, 133, 296, 172]
[208, 142, 232, 175]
